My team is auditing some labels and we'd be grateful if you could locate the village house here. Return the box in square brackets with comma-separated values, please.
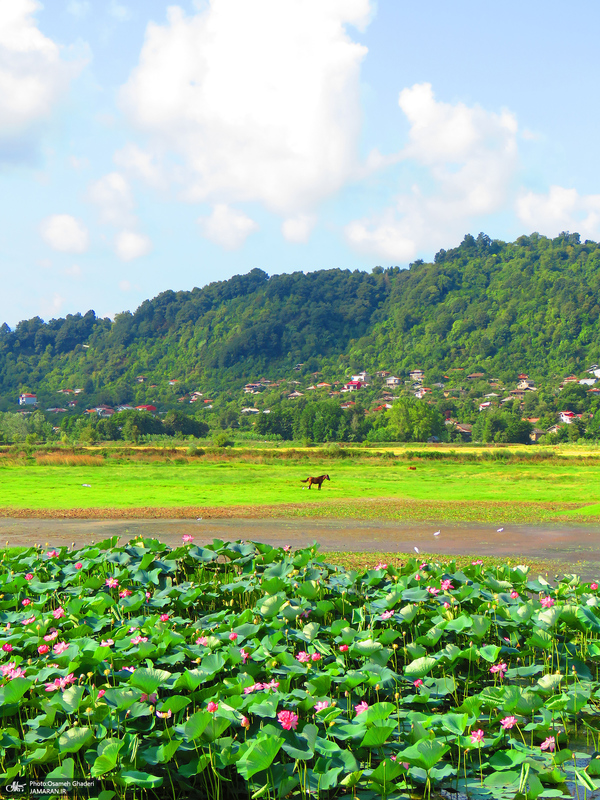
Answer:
[409, 369, 424, 382]
[136, 404, 157, 412]
[376, 370, 390, 378]
[168, 379, 179, 386]
[288, 391, 304, 399]
[352, 372, 370, 383]
[57, 388, 74, 395]
[467, 372, 485, 380]
[19, 393, 37, 406]
[340, 400, 356, 409]
[386, 376, 401, 387]
[580, 378, 597, 386]
[559, 410, 576, 424]
[344, 380, 363, 391]
[46, 407, 67, 413]
[414, 387, 432, 399]
[241, 407, 260, 414]
[478, 401, 492, 411]
[517, 377, 536, 390]
[530, 428, 546, 443]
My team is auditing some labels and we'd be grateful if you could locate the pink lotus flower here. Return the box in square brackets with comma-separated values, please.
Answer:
[97, 689, 106, 698]
[240, 648, 250, 664]
[296, 651, 311, 663]
[540, 736, 556, 752]
[380, 610, 394, 620]
[53, 641, 69, 655]
[443, 602, 450, 609]
[25, 573, 33, 580]
[265, 680, 280, 690]
[46, 550, 59, 558]
[241, 715, 250, 729]
[5, 666, 25, 680]
[229, 632, 238, 641]
[160, 614, 169, 622]
[277, 709, 299, 730]
[426, 586, 440, 595]
[490, 662, 508, 676]
[592, 583, 599, 591]
[22, 598, 32, 606]
[38, 644, 49, 655]
[540, 596, 555, 608]
[339, 644, 349, 652]
[119, 589, 132, 598]
[355, 701, 369, 716]
[413, 679, 423, 688]
[501, 716, 517, 730]
[23, 616, 35, 625]
[156, 709, 172, 719]
[510, 591, 519, 599]
[472, 560, 484, 566]
[415, 574, 421, 581]
[100, 639, 114, 647]
[375, 561, 388, 570]
[75, 562, 83, 570]
[182, 535, 194, 543]
[2, 643, 13, 653]
[52, 607, 65, 620]
[311, 652, 322, 662]
[283, 545, 291, 552]
[207, 701, 219, 712]
[145, 592, 151, 600]
[105, 578, 118, 589]
[314, 700, 329, 712]
[471, 729, 484, 744]
[420, 563, 428, 569]
[244, 683, 264, 695]
[440, 579, 454, 591]
[44, 630, 59, 642]
[0, 662, 17, 676]
[196, 636, 208, 646]
[131, 635, 148, 645]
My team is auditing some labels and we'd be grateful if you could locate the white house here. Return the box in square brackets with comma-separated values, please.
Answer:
[559, 410, 576, 424]
[386, 376, 401, 387]
[19, 393, 37, 406]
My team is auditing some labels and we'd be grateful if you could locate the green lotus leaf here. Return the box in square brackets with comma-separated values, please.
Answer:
[58, 726, 93, 754]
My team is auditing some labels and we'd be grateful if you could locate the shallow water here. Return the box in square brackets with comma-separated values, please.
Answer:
[1, 517, 600, 578]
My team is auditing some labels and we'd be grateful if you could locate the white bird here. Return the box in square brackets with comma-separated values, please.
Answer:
[433, 530, 440, 537]
[497, 527, 504, 532]
[196, 518, 202, 521]
[414, 546, 420, 554]
[82, 484, 91, 488]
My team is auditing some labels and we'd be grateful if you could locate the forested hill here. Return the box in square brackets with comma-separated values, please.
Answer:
[1, 230, 600, 408]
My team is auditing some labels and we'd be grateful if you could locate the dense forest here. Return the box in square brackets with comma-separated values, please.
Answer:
[2, 230, 600, 444]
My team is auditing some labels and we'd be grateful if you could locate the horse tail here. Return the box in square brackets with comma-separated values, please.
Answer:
[301, 478, 309, 483]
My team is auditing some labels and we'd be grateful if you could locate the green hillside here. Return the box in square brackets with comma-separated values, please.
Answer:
[2, 230, 600, 412]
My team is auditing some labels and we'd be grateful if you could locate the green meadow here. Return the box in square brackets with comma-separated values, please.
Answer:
[0, 457, 599, 520]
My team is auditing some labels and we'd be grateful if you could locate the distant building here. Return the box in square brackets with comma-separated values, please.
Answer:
[19, 393, 37, 406]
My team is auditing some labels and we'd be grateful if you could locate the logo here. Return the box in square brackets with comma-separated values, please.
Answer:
[4, 780, 26, 794]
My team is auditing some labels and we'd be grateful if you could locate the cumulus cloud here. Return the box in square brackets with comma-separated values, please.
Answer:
[282, 214, 316, 243]
[119, 0, 370, 230]
[345, 83, 519, 260]
[198, 204, 258, 249]
[40, 214, 89, 253]
[0, 0, 82, 148]
[88, 172, 136, 226]
[115, 230, 152, 261]
[516, 185, 600, 240]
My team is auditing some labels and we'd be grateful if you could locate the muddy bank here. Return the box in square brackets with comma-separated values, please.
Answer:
[1, 517, 599, 576]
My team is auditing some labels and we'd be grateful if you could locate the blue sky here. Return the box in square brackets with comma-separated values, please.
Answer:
[2, 0, 599, 327]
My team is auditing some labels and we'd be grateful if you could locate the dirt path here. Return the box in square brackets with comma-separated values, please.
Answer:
[1, 517, 600, 577]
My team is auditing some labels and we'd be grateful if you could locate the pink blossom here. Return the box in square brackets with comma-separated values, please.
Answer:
[296, 651, 311, 663]
[240, 648, 250, 664]
[182, 535, 194, 543]
[591, 583, 599, 591]
[264, 680, 280, 690]
[229, 632, 238, 641]
[380, 610, 394, 620]
[38, 645, 49, 655]
[375, 562, 388, 570]
[46, 550, 59, 558]
[53, 642, 69, 655]
[145, 592, 151, 600]
[244, 683, 264, 695]
[277, 710, 299, 730]
[420, 563, 428, 569]
[2, 643, 13, 653]
[414, 574, 421, 581]
[311, 652, 322, 662]
[25, 573, 33, 580]
[100, 639, 114, 647]
[23, 616, 35, 625]
[160, 614, 169, 622]
[355, 701, 369, 716]
[241, 715, 250, 729]
[490, 662, 508, 676]
[52, 607, 65, 620]
[44, 630, 58, 642]
[0, 662, 16, 676]
[196, 636, 208, 646]
[440, 580, 454, 591]
[540, 736, 556, 752]
[75, 562, 83, 570]
[314, 700, 329, 712]
[426, 586, 440, 595]
[119, 589, 132, 598]
[500, 716, 517, 730]
[283, 545, 291, 552]
[122, 666, 135, 673]
[156, 709, 172, 719]
[413, 679, 423, 688]
[510, 591, 519, 599]
[22, 598, 32, 606]
[207, 701, 218, 713]
[97, 689, 106, 698]
[131, 635, 148, 645]
[472, 559, 484, 566]
[105, 578, 118, 589]
[471, 729, 484, 744]
[540, 596, 555, 608]
[443, 602, 450, 609]
[339, 644, 349, 652]
[5, 666, 26, 680]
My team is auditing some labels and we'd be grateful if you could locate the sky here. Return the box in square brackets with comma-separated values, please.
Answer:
[2, 0, 600, 327]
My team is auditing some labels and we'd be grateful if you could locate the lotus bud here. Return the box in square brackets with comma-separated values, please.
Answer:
[271, 660, 278, 668]
[87, 672, 93, 678]
[104, 669, 110, 676]
[392, 644, 398, 650]
[345, 691, 349, 697]
[329, 721, 335, 727]
[375, 684, 380, 691]
[85, 707, 92, 714]
[395, 692, 400, 699]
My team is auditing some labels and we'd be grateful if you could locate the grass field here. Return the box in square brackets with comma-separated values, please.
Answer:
[1, 457, 599, 521]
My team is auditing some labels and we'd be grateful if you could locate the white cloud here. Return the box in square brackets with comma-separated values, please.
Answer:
[114, 142, 165, 188]
[516, 186, 600, 240]
[66, 1, 91, 17]
[40, 214, 89, 253]
[345, 83, 519, 260]
[88, 172, 136, 226]
[119, 279, 131, 291]
[109, 1, 132, 21]
[282, 214, 316, 243]
[119, 0, 370, 222]
[64, 264, 82, 278]
[41, 292, 65, 318]
[198, 204, 258, 249]
[69, 155, 89, 170]
[0, 0, 82, 145]
[115, 230, 152, 261]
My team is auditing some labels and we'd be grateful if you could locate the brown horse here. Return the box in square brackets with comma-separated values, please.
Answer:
[301, 474, 330, 490]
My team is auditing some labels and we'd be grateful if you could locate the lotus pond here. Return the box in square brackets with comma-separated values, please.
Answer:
[2, 538, 600, 800]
